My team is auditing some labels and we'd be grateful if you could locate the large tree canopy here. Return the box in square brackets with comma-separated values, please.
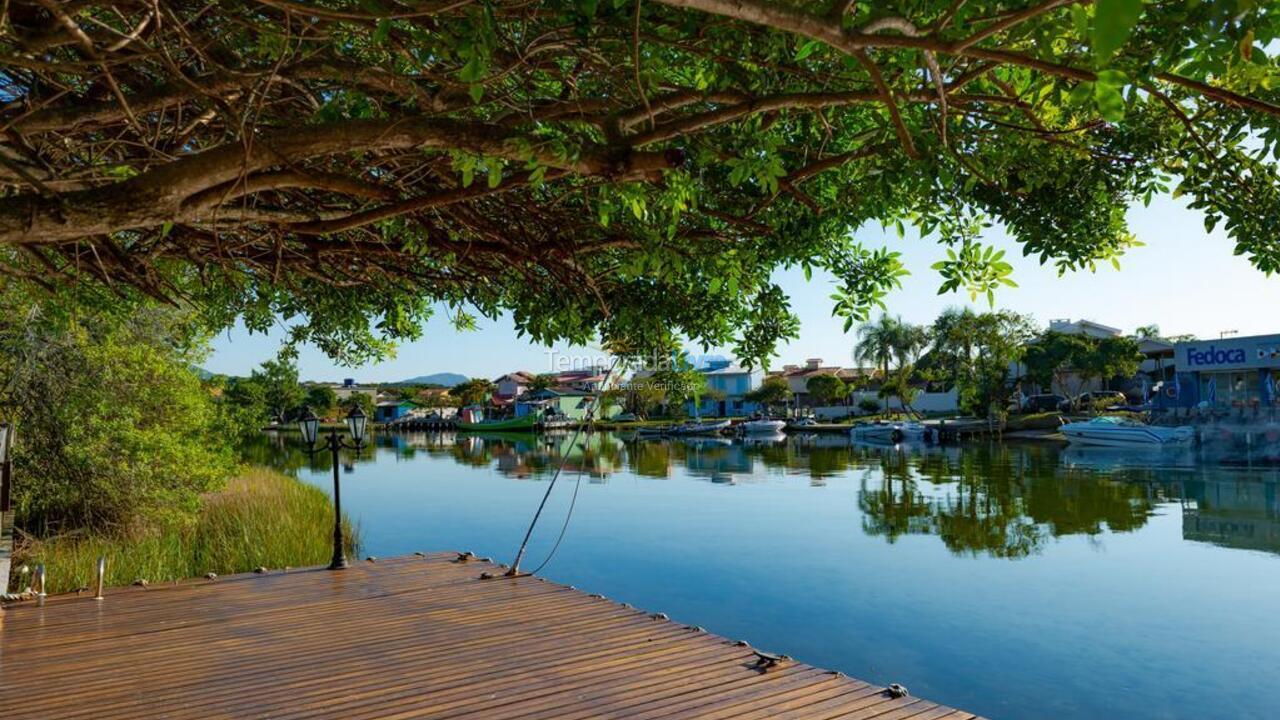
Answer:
[2, 0, 1279, 364]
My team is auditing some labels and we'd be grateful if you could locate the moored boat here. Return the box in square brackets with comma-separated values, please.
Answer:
[670, 419, 732, 436]
[740, 418, 787, 434]
[850, 421, 932, 444]
[1061, 416, 1194, 447]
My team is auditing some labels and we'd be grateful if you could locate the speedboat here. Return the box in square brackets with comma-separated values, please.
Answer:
[740, 418, 786, 434]
[850, 421, 931, 444]
[670, 419, 732, 436]
[1060, 416, 1195, 447]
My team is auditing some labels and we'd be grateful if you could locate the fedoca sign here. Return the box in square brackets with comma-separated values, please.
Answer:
[1175, 334, 1280, 372]
[1185, 345, 1247, 367]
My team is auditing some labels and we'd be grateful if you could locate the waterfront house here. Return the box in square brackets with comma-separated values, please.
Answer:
[374, 399, 416, 423]
[415, 387, 454, 405]
[494, 371, 536, 401]
[1047, 317, 1124, 339]
[685, 360, 762, 417]
[552, 367, 608, 392]
[767, 359, 878, 407]
[515, 388, 597, 419]
[1013, 318, 1130, 397]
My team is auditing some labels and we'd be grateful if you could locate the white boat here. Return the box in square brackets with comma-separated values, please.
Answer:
[1060, 416, 1195, 447]
[740, 419, 786, 434]
[670, 419, 732, 436]
[850, 421, 931, 444]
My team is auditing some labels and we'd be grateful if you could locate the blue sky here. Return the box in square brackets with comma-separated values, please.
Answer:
[205, 195, 1279, 382]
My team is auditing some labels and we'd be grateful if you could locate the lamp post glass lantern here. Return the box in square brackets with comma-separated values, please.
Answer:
[298, 407, 320, 446]
[297, 406, 365, 570]
[345, 406, 367, 444]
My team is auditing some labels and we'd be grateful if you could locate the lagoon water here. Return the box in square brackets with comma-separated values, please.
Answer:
[251, 431, 1280, 720]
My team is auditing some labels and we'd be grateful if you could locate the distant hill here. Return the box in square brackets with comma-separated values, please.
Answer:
[393, 372, 468, 387]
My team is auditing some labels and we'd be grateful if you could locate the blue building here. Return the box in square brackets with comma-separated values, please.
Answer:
[684, 360, 763, 417]
[374, 399, 415, 423]
[1163, 334, 1280, 409]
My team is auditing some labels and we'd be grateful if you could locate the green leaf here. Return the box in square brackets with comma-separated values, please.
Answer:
[1093, 0, 1143, 66]
[794, 39, 823, 61]
[1094, 81, 1126, 121]
[1068, 81, 1095, 107]
[1070, 5, 1089, 37]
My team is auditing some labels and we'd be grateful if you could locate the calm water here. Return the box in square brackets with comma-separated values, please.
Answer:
[248, 431, 1280, 720]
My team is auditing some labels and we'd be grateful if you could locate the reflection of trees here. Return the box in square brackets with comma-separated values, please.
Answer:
[428, 431, 627, 480]
[241, 431, 375, 475]
[858, 467, 934, 544]
[628, 440, 673, 478]
[856, 443, 1157, 558]
[248, 430, 1168, 559]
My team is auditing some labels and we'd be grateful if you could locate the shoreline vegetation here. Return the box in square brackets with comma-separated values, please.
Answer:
[8, 468, 358, 595]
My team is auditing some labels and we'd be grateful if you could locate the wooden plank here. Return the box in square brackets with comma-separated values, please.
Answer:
[0, 552, 984, 719]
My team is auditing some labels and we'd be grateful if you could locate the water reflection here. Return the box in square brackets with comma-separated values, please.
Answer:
[246, 429, 1280, 720]
[246, 431, 1280, 560]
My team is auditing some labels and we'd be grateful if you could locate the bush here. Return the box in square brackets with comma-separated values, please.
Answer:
[10, 468, 360, 594]
[2, 301, 236, 534]
[857, 398, 882, 414]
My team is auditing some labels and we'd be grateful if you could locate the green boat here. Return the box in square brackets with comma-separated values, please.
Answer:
[457, 414, 539, 432]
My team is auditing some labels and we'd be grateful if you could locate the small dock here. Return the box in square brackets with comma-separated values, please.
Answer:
[0, 553, 981, 719]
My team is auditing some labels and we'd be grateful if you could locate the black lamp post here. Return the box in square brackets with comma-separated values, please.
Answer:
[298, 406, 367, 570]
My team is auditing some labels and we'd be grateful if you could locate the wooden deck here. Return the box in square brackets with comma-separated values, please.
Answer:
[0, 552, 981, 719]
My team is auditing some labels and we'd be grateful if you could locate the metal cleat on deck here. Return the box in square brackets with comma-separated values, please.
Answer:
[750, 650, 790, 672]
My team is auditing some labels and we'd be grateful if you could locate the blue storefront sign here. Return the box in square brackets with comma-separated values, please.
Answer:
[1172, 334, 1280, 408]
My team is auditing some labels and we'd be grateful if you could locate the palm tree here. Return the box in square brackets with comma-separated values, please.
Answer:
[1134, 324, 1161, 340]
[895, 322, 930, 369]
[858, 314, 928, 413]
[856, 314, 929, 373]
[855, 314, 903, 378]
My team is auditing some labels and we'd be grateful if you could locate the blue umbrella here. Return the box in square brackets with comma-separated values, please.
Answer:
[1266, 372, 1276, 406]
[1207, 376, 1217, 405]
